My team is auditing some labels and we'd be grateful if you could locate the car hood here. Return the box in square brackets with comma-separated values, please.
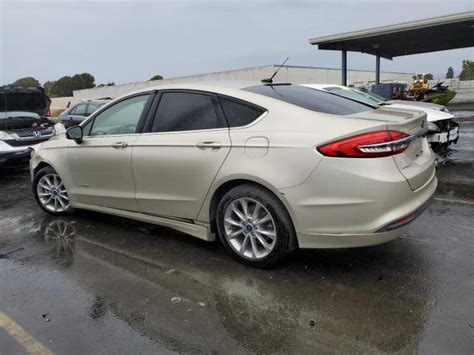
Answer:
[385, 103, 453, 122]
[0, 85, 51, 117]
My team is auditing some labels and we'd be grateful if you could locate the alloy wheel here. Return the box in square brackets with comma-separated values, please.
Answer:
[36, 174, 70, 213]
[223, 198, 277, 259]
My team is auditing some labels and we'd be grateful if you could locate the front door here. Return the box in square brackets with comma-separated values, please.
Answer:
[68, 93, 152, 211]
[133, 91, 231, 219]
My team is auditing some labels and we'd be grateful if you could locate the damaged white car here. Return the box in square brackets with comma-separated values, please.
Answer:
[302, 84, 459, 153]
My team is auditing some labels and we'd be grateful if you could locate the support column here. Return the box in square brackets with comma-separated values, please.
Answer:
[341, 50, 347, 86]
[375, 55, 380, 84]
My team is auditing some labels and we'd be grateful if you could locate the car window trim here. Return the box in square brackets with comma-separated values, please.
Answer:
[143, 89, 228, 134]
[83, 91, 156, 137]
[227, 111, 269, 131]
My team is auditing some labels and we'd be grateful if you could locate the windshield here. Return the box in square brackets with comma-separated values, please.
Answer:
[323, 86, 386, 107]
[243, 85, 372, 115]
[366, 91, 387, 102]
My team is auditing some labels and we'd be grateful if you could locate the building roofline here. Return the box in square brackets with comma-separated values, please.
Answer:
[309, 11, 474, 45]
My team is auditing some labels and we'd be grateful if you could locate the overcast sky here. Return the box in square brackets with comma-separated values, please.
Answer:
[1, 0, 473, 85]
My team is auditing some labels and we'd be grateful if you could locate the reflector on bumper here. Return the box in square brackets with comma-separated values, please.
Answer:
[375, 194, 435, 233]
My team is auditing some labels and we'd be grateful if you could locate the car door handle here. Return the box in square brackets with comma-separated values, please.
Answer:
[196, 141, 222, 150]
[111, 142, 128, 149]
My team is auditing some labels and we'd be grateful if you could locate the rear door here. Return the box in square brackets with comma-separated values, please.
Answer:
[132, 90, 231, 219]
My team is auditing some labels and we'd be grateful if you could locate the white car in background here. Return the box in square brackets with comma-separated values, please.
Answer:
[302, 84, 459, 153]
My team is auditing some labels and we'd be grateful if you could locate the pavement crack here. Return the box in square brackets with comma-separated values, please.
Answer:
[0, 247, 24, 259]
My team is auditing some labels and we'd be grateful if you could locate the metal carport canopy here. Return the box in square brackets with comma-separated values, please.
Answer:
[308, 11, 474, 84]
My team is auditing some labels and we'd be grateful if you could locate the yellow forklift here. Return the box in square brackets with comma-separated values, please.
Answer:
[407, 73, 456, 105]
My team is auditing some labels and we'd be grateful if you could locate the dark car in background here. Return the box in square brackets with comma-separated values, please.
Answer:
[59, 99, 110, 128]
[0, 86, 54, 167]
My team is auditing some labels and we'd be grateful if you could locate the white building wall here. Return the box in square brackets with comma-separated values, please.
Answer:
[73, 65, 413, 99]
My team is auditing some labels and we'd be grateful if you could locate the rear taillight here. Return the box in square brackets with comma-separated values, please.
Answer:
[317, 130, 410, 158]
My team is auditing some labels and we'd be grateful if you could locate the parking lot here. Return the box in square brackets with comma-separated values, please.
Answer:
[0, 113, 473, 354]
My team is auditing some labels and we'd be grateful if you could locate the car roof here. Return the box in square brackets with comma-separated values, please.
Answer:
[76, 99, 110, 105]
[119, 80, 271, 99]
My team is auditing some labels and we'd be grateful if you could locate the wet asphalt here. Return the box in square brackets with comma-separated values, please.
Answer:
[1, 114, 473, 354]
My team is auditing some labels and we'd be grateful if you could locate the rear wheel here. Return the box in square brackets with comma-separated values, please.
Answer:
[33, 166, 74, 215]
[216, 184, 294, 268]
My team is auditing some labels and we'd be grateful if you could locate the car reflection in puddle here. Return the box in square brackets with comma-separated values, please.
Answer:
[28, 214, 434, 354]
[40, 219, 76, 268]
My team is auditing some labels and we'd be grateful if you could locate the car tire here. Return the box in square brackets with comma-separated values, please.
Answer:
[216, 184, 295, 268]
[33, 166, 74, 216]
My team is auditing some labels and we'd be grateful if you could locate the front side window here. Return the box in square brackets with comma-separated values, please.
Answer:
[71, 103, 88, 116]
[85, 104, 99, 115]
[243, 84, 372, 115]
[90, 94, 150, 136]
[220, 97, 265, 127]
[151, 92, 225, 133]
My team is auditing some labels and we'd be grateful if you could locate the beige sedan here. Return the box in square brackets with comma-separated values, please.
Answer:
[30, 82, 437, 267]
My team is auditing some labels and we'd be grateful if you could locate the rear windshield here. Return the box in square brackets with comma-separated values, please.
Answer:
[243, 84, 372, 115]
[323, 86, 382, 107]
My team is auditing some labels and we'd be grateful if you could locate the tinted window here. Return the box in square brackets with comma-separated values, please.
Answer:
[220, 97, 265, 127]
[152, 92, 224, 132]
[90, 94, 150, 136]
[243, 85, 372, 115]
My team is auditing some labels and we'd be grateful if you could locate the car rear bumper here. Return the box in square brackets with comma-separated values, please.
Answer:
[279, 156, 437, 249]
[297, 226, 409, 249]
[428, 120, 459, 145]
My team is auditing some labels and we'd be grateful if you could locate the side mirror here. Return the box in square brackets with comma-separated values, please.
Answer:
[66, 126, 83, 144]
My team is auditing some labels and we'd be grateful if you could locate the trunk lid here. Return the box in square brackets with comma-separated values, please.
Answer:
[351, 107, 435, 191]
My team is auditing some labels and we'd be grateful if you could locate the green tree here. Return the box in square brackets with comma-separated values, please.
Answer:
[445, 66, 454, 79]
[149, 74, 164, 81]
[43, 73, 96, 97]
[12, 76, 40, 86]
[43, 81, 55, 96]
[459, 60, 474, 81]
[424, 73, 434, 80]
[71, 73, 95, 90]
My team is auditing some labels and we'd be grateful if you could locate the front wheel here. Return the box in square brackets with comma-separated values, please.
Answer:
[33, 166, 74, 215]
[216, 184, 295, 268]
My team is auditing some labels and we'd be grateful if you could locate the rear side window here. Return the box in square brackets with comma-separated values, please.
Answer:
[219, 97, 265, 127]
[243, 85, 372, 115]
[151, 92, 225, 133]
